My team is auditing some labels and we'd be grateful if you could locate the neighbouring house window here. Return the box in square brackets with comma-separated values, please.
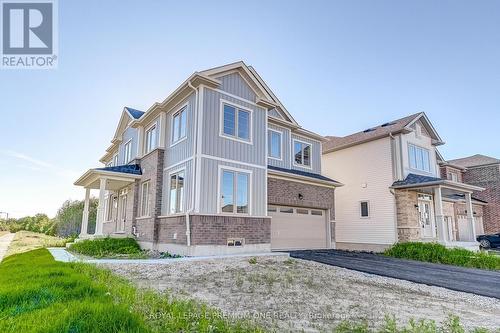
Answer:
[268, 130, 282, 159]
[222, 103, 251, 141]
[221, 169, 249, 214]
[172, 107, 187, 144]
[169, 171, 185, 214]
[293, 140, 311, 167]
[449, 172, 459, 182]
[408, 144, 431, 172]
[113, 154, 119, 166]
[140, 182, 150, 217]
[123, 140, 133, 163]
[145, 125, 157, 154]
[360, 201, 370, 218]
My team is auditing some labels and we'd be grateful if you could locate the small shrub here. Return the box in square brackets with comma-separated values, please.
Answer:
[69, 238, 143, 258]
[384, 242, 500, 270]
[248, 257, 257, 264]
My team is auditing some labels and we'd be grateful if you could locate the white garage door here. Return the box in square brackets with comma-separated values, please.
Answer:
[269, 206, 328, 250]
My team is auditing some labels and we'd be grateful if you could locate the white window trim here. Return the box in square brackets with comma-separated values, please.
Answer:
[139, 181, 150, 218]
[359, 200, 370, 219]
[112, 153, 119, 167]
[268, 128, 283, 161]
[170, 103, 188, 147]
[144, 122, 158, 155]
[408, 143, 432, 174]
[292, 138, 313, 169]
[167, 167, 186, 215]
[123, 138, 133, 164]
[219, 99, 253, 145]
[217, 165, 253, 215]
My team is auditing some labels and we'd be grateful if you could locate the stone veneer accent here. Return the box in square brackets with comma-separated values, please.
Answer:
[267, 177, 335, 220]
[462, 164, 500, 233]
[395, 189, 421, 242]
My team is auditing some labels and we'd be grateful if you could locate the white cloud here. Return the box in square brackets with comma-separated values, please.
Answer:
[1, 150, 78, 178]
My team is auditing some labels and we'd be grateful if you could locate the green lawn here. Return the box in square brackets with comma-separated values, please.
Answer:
[0, 249, 262, 333]
[384, 242, 500, 270]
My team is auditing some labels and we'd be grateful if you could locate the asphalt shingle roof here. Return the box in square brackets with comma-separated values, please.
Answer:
[392, 173, 443, 187]
[125, 107, 145, 120]
[267, 165, 340, 183]
[95, 164, 142, 175]
[447, 154, 500, 168]
[324, 113, 422, 153]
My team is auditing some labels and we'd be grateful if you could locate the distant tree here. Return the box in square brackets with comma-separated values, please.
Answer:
[55, 198, 98, 237]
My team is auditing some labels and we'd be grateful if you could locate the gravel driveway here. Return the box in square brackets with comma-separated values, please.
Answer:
[102, 256, 500, 332]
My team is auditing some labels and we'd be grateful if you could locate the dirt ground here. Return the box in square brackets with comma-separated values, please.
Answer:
[102, 255, 500, 332]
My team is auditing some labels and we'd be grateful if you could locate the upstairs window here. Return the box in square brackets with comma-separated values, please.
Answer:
[222, 102, 251, 142]
[169, 171, 185, 214]
[145, 125, 157, 154]
[123, 140, 133, 163]
[293, 140, 311, 167]
[112, 154, 119, 166]
[172, 107, 187, 144]
[408, 144, 431, 172]
[448, 172, 459, 182]
[220, 169, 250, 214]
[268, 130, 282, 159]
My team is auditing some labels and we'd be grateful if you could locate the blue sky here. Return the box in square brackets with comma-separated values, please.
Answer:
[1, 0, 500, 218]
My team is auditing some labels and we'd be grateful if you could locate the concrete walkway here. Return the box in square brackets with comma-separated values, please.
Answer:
[290, 249, 500, 299]
[48, 247, 288, 264]
[0, 233, 15, 262]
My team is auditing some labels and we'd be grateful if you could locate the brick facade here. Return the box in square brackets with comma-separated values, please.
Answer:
[440, 165, 463, 183]
[395, 189, 421, 241]
[267, 177, 335, 220]
[462, 164, 500, 233]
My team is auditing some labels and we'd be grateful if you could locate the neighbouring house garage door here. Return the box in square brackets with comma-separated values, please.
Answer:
[269, 206, 328, 250]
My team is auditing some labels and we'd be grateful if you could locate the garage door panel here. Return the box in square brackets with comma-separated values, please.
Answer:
[270, 207, 327, 250]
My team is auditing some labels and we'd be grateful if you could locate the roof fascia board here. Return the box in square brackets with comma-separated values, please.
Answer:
[267, 169, 343, 187]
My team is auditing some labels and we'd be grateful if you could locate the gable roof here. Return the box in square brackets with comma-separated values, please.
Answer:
[323, 112, 445, 153]
[448, 154, 500, 168]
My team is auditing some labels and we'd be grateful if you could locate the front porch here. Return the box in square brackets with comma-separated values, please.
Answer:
[392, 174, 485, 249]
[74, 165, 142, 239]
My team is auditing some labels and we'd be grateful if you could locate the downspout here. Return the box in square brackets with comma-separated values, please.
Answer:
[185, 80, 198, 248]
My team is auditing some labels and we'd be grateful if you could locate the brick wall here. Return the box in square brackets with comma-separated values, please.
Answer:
[462, 164, 500, 233]
[190, 215, 271, 245]
[267, 177, 335, 220]
[395, 189, 421, 241]
[439, 166, 463, 183]
[158, 216, 187, 244]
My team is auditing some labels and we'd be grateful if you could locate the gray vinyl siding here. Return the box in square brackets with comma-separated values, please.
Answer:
[201, 88, 267, 166]
[161, 159, 194, 215]
[120, 127, 138, 164]
[267, 124, 291, 169]
[164, 93, 196, 167]
[218, 73, 256, 101]
[198, 157, 266, 216]
[291, 134, 322, 174]
[268, 108, 283, 119]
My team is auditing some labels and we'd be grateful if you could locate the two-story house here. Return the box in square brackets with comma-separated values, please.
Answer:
[445, 154, 500, 234]
[74, 62, 341, 256]
[322, 113, 484, 252]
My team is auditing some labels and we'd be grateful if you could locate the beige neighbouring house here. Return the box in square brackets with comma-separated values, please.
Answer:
[322, 112, 485, 252]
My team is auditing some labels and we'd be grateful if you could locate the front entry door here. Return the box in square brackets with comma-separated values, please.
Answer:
[418, 198, 434, 238]
[117, 194, 127, 232]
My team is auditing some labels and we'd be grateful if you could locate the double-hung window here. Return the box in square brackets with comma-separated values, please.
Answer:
[268, 130, 282, 159]
[222, 102, 251, 142]
[112, 154, 119, 166]
[408, 144, 431, 172]
[172, 107, 187, 144]
[145, 125, 157, 153]
[220, 169, 250, 214]
[123, 140, 133, 163]
[293, 140, 311, 167]
[169, 171, 185, 214]
[140, 182, 150, 217]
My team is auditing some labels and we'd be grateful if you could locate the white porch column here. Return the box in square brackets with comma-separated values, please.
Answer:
[94, 178, 107, 236]
[79, 187, 91, 237]
[433, 187, 446, 242]
[137, 126, 144, 157]
[158, 111, 167, 148]
[465, 192, 477, 241]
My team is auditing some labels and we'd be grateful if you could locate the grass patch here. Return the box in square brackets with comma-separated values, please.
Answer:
[384, 242, 500, 270]
[5, 231, 71, 257]
[69, 237, 147, 259]
[0, 249, 263, 332]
